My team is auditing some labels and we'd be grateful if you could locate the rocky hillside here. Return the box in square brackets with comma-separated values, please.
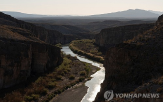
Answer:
[0, 12, 63, 89]
[78, 20, 155, 33]
[35, 24, 94, 39]
[0, 12, 75, 44]
[94, 14, 163, 102]
[95, 23, 154, 49]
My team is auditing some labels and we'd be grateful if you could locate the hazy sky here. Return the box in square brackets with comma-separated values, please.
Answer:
[0, 0, 163, 15]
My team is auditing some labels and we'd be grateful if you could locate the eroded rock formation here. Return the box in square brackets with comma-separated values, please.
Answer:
[0, 40, 62, 89]
[0, 12, 62, 89]
[95, 23, 154, 49]
[94, 14, 163, 102]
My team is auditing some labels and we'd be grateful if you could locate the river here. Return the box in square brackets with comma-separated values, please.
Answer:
[61, 46, 105, 102]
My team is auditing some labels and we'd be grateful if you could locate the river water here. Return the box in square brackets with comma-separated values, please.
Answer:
[61, 46, 105, 102]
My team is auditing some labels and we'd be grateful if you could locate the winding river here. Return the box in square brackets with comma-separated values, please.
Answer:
[61, 46, 105, 102]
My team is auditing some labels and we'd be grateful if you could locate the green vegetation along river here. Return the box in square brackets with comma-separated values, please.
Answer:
[61, 46, 105, 102]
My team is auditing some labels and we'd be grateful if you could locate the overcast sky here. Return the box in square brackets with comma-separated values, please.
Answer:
[0, 0, 162, 15]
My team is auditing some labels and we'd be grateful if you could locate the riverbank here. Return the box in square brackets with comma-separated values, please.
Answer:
[60, 46, 105, 102]
[50, 83, 88, 102]
[69, 39, 104, 63]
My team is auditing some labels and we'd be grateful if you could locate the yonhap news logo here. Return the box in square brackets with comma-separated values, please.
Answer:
[104, 90, 160, 101]
[104, 90, 114, 101]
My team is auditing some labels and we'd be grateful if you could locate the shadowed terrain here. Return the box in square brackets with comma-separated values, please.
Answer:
[94, 14, 163, 102]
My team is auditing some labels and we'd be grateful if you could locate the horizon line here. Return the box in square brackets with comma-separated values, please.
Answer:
[1, 9, 163, 16]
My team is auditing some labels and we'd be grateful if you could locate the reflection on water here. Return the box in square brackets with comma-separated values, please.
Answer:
[61, 46, 105, 102]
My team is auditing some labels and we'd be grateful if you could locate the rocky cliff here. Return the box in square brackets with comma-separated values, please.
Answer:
[0, 40, 62, 89]
[95, 23, 154, 49]
[0, 12, 62, 89]
[94, 14, 163, 102]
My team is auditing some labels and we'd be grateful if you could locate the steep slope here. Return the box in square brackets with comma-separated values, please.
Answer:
[0, 12, 74, 44]
[35, 24, 94, 39]
[0, 12, 63, 89]
[95, 23, 154, 48]
[94, 14, 163, 102]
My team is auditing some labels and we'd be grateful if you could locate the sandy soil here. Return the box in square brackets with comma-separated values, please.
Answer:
[50, 83, 88, 102]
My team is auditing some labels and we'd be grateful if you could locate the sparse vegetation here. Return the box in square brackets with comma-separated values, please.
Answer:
[69, 39, 104, 63]
[69, 74, 75, 80]
[80, 71, 86, 76]
[55, 43, 62, 48]
[79, 77, 85, 82]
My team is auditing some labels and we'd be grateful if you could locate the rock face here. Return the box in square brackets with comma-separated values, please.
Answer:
[95, 23, 154, 49]
[94, 14, 163, 102]
[0, 12, 62, 89]
[0, 40, 62, 89]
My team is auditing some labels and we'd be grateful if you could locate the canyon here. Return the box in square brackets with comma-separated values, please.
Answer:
[1, 10, 163, 102]
[94, 14, 163, 102]
[0, 12, 64, 89]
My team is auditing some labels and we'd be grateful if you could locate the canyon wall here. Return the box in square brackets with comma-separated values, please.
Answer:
[94, 14, 163, 102]
[95, 23, 154, 49]
[0, 40, 62, 89]
[0, 12, 63, 89]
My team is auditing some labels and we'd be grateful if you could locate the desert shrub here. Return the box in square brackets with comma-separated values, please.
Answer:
[24, 94, 39, 101]
[33, 86, 48, 95]
[46, 93, 55, 101]
[80, 71, 86, 76]
[24, 95, 33, 101]
[46, 82, 57, 88]
[55, 43, 62, 48]
[69, 74, 75, 80]
[84, 64, 91, 75]
[79, 77, 85, 82]
[31, 94, 40, 100]
[55, 89, 62, 94]
[56, 75, 62, 80]
[35, 77, 48, 86]
[65, 85, 71, 89]
[63, 69, 69, 74]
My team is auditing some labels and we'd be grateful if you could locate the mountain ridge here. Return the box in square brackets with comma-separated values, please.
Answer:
[90, 9, 160, 18]
[2, 9, 161, 19]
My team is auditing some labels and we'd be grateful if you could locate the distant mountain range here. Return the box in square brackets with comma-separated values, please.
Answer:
[90, 9, 160, 18]
[148, 10, 163, 15]
[2, 9, 162, 19]
[2, 11, 52, 18]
